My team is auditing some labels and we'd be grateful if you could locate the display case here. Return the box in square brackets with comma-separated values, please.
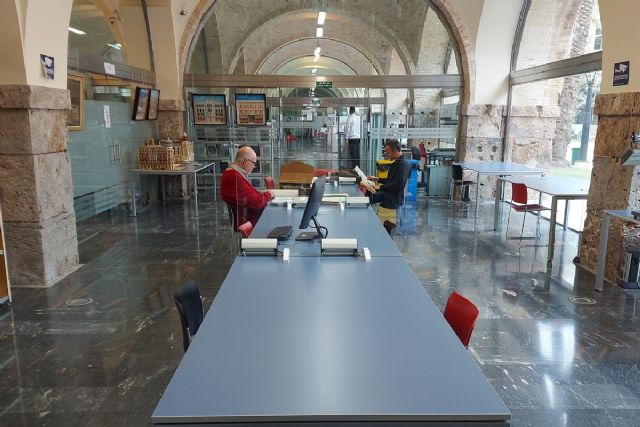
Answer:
[193, 118, 276, 194]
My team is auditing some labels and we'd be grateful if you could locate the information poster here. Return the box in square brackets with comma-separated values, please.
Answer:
[613, 61, 630, 86]
[192, 94, 226, 125]
[235, 93, 266, 126]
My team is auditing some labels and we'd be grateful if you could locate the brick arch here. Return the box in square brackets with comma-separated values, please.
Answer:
[179, 0, 475, 103]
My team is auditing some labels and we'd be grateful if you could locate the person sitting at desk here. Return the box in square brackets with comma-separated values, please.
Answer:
[221, 146, 273, 230]
[363, 139, 411, 209]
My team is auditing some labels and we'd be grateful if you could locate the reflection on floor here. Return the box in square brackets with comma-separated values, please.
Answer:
[1, 195, 640, 426]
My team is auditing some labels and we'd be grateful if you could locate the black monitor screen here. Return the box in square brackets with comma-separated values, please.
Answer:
[299, 176, 326, 230]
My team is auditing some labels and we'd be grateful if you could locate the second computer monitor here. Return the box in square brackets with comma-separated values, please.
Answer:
[297, 176, 327, 240]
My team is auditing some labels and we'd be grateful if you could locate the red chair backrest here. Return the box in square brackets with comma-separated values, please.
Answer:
[511, 182, 528, 205]
[443, 291, 479, 348]
[264, 176, 275, 189]
[238, 221, 253, 238]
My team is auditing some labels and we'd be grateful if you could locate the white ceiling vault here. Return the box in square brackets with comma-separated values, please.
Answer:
[188, 0, 457, 78]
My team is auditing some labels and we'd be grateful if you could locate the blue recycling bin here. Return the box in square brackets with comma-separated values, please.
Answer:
[406, 159, 420, 201]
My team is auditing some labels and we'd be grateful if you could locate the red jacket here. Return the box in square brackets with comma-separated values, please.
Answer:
[220, 167, 273, 230]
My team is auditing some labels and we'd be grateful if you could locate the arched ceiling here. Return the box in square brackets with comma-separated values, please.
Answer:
[258, 38, 381, 76]
[188, 0, 456, 78]
[274, 56, 356, 76]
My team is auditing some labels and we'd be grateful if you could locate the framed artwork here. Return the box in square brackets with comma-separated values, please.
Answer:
[192, 94, 226, 125]
[235, 93, 266, 126]
[147, 89, 160, 120]
[132, 87, 150, 121]
[66, 74, 83, 130]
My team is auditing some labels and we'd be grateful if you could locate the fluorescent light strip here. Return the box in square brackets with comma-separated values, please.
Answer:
[316, 27, 323, 37]
[314, 46, 321, 55]
[68, 27, 86, 35]
[107, 43, 122, 50]
[318, 11, 326, 25]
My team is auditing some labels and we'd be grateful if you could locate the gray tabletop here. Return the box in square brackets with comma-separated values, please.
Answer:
[152, 257, 510, 424]
[130, 162, 214, 175]
[323, 181, 363, 196]
[500, 176, 589, 197]
[459, 161, 545, 175]
[253, 204, 402, 257]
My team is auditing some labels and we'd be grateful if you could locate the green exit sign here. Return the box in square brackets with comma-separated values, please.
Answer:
[316, 81, 333, 88]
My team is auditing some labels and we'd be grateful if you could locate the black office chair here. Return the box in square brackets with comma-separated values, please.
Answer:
[174, 281, 204, 352]
[449, 164, 475, 202]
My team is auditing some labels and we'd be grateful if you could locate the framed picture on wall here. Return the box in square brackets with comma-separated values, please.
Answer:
[147, 89, 160, 120]
[132, 87, 150, 121]
[66, 74, 83, 131]
[192, 94, 227, 125]
[235, 93, 266, 126]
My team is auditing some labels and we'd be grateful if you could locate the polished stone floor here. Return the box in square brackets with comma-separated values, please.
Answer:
[1, 191, 640, 425]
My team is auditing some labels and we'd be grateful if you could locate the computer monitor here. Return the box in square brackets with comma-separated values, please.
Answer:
[296, 176, 328, 241]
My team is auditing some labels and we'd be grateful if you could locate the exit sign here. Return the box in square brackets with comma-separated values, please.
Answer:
[316, 81, 332, 88]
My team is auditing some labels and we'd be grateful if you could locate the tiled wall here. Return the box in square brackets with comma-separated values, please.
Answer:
[68, 100, 158, 221]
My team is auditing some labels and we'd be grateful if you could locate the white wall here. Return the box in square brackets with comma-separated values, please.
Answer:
[473, 0, 521, 104]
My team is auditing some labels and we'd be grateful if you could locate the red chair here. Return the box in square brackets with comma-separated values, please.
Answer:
[444, 292, 479, 348]
[286, 134, 297, 143]
[264, 176, 275, 189]
[506, 182, 549, 242]
[238, 221, 253, 238]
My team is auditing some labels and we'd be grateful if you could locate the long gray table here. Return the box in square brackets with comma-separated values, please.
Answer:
[595, 210, 640, 291]
[253, 204, 402, 257]
[496, 176, 589, 272]
[130, 162, 215, 218]
[152, 257, 510, 425]
[459, 161, 546, 216]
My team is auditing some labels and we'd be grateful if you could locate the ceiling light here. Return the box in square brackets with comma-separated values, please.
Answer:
[316, 27, 323, 37]
[318, 11, 326, 25]
[314, 46, 321, 55]
[107, 43, 122, 50]
[312, 68, 318, 75]
[68, 27, 86, 35]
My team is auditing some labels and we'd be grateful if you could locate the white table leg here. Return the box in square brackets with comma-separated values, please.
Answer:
[595, 214, 610, 291]
[494, 179, 502, 230]
[194, 172, 199, 218]
[546, 197, 558, 272]
[130, 175, 137, 217]
[475, 171, 480, 217]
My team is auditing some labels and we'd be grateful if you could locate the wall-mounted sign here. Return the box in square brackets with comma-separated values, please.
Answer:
[316, 81, 332, 88]
[613, 61, 630, 86]
[40, 54, 54, 79]
[104, 62, 116, 75]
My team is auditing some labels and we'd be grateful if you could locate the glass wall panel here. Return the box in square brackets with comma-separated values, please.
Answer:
[69, 0, 152, 70]
[516, 0, 601, 70]
[509, 71, 601, 230]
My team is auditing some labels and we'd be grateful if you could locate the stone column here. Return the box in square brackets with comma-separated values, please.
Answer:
[157, 98, 188, 199]
[580, 92, 640, 284]
[0, 85, 79, 287]
[459, 104, 506, 199]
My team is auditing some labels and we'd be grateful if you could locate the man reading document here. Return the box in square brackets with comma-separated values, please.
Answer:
[360, 139, 411, 210]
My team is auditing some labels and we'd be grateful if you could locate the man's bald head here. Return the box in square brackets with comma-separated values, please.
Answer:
[235, 146, 256, 163]
[234, 146, 257, 174]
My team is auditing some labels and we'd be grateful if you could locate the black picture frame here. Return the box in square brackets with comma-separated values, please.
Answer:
[192, 94, 227, 125]
[235, 93, 266, 126]
[147, 89, 160, 120]
[132, 87, 150, 121]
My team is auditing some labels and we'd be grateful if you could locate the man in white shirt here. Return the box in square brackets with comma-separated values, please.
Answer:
[344, 106, 361, 168]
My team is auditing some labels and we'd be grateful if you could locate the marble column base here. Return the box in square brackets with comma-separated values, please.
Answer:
[0, 84, 79, 288]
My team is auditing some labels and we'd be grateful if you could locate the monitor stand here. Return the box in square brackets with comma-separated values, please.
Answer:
[295, 216, 327, 241]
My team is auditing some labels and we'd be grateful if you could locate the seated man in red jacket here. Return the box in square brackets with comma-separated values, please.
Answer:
[221, 146, 273, 230]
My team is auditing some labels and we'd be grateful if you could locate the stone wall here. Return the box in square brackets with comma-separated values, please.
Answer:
[508, 106, 558, 169]
[0, 85, 79, 287]
[580, 92, 640, 285]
